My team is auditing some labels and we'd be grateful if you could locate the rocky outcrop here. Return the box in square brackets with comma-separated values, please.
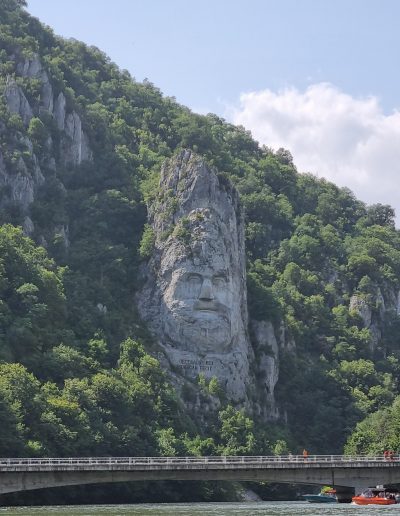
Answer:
[349, 294, 372, 328]
[349, 287, 399, 350]
[54, 224, 70, 249]
[4, 78, 33, 126]
[139, 150, 253, 405]
[16, 55, 43, 78]
[61, 111, 92, 166]
[16, 55, 53, 112]
[251, 320, 280, 420]
[54, 92, 66, 130]
[54, 93, 92, 166]
[22, 216, 35, 235]
[11, 54, 92, 167]
[0, 147, 44, 216]
[0, 54, 93, 224]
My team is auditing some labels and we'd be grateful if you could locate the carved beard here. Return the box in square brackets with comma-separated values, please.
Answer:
[162, 302, 233, 352]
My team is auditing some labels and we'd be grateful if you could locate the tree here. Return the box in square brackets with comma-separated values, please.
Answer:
[0, 225, 66, 369]
[345, 396, 400, 455]
[366, 204, 395, 227]
[218, 405, 256, 455]
[27, 117, 48, 151]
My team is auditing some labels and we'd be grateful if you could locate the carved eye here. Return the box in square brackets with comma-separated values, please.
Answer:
[186, 273, 202, 285]
[212, 276, 226, 287]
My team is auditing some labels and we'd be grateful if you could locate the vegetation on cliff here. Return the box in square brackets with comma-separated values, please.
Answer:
[1, 0, 400, 502]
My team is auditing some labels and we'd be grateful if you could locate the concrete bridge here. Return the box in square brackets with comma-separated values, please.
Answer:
[1, 455, 400, 502]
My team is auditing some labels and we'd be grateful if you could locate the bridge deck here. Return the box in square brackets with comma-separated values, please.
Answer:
[1, 455, 399, 497]
[1, 455, 399, 472]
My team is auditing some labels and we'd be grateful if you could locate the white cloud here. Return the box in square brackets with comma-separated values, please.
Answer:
[229, 83, 400, 220]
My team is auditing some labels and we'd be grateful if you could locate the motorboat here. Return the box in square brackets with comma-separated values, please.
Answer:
[302, 488, 337, 503]
[352, 486, 398, 505]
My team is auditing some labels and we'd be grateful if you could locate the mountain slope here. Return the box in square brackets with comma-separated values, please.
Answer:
[1, 1, 400, 501]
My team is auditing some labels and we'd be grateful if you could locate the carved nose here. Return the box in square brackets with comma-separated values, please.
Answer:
[199, 278, 214, 300]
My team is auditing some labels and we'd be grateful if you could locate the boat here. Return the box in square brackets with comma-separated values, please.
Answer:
[352, 486, 399, 505]
[302, 487, 337, 503]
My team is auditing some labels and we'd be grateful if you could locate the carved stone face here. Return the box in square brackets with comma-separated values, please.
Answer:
[160, 215, 242, 353]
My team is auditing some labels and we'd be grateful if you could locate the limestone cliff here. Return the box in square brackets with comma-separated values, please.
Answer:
[0, 53, 92, 237]
[250, 320, 280, 419]
[4, 77, 33, 125]
[349, 285, 400, 350]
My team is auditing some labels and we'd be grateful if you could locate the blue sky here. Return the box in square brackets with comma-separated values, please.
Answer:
[26, 0, 400, 218]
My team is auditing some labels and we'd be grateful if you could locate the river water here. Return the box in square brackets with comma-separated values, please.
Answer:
[1, 502, 399, 515]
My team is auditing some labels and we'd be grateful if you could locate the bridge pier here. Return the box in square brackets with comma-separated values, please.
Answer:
[334, 486, 355, 503]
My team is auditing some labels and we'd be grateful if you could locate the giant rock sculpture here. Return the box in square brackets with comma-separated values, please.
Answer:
[139, 150, 252, 403]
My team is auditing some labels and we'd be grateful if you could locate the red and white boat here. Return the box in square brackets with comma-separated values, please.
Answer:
[352, 486, 399, 505]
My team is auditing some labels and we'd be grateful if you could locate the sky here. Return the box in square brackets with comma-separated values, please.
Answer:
[26, 0, 400, 219]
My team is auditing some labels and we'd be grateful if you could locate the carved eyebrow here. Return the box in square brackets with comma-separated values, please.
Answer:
[185, 272, 202, 279]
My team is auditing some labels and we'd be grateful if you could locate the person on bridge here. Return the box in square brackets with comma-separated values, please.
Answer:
[303, 449, 308, 461]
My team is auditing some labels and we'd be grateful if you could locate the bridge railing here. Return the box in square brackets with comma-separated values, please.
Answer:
[0, 454, 398, 467]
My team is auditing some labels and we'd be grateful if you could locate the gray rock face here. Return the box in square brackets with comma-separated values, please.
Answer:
[139, 150, 252, 403]
[349, 293, 379, 349]
[4, 78, 33, 126]
[1, 52, 92, 235]
[22, 216, 35, 236]
[0, 91, 45, 216]
[349, 294, 372, 328]
[61, 111, 92, 166]
[55, 93, 92, 165]
[250, 320, 280, 420]
[54, 91, 93, 166]
[17, 55, 53, 112]
[16, 55, 42, 78]
[54, 224, 70, 249]
[13, 55, 92, 167]
[349, 287, 398, 350]
[54, 92, 66, 131]
[0, 148, 43, 213]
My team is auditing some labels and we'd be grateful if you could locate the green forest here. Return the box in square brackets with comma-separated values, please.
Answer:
[1, 0, 400, 503]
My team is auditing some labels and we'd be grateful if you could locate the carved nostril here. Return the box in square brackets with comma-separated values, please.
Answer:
[199, 278, 214, 300]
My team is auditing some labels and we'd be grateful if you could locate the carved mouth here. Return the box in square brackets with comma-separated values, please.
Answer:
[195, 302, 218, 312]
[193, 301, 230, 322]
[198, 309, 217, 314]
